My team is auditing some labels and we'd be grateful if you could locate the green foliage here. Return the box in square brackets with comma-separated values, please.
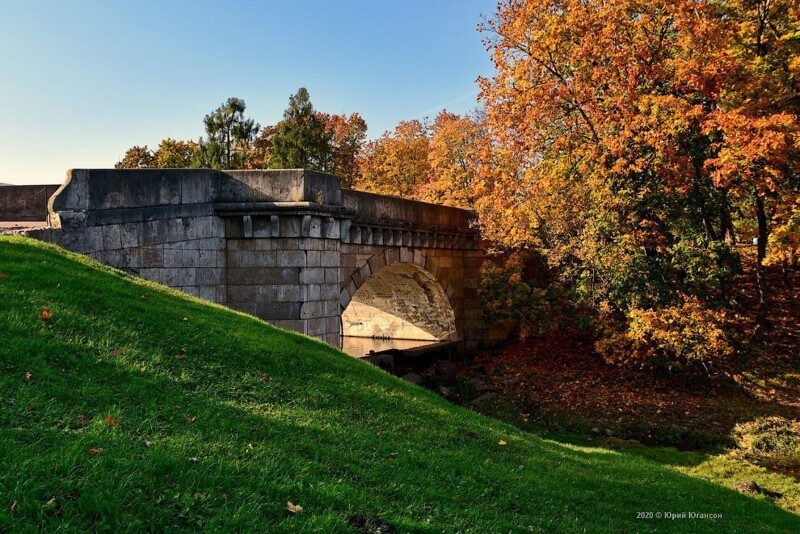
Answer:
[197, 97, 260, 169]
[480, 251, 565, 338]
[268, 88, 332, 171]
[670, 238, 742, 300]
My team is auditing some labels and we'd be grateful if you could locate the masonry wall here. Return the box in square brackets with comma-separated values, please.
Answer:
[223, 212, 343, 347]
[0, 185, 60, 221]
[36, 168, 486, 350]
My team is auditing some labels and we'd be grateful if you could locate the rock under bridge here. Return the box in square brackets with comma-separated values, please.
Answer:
[18, 169, 485, 351]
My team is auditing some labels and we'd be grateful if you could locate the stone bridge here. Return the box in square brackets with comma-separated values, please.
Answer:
[27, 169, 484, 350]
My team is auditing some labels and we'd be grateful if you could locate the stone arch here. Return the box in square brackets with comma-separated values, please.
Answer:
[340, 252, 459, 342]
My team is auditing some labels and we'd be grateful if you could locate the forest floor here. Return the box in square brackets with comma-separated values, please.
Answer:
[438, 246, 800, 514]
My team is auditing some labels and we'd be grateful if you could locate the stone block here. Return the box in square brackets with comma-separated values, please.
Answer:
[196, 267, 225, 285]
[178, 268, 196, 287]
[279, 216, 301, 237]
[299, 267, 325, 284]
[324, 268, 338, 284]
[384, 248, 400, 266]
[306, 250, 320, 265]
[301, 300, 324, 319]
[195, 285, 217, 302]
[102, 224, 122, 250]
[277, 250, 306, 267]
[119, 223, 140, 248]
[321, 284, 339, 300]
[161, 268, 180, 287]
[254, 239, 273, 251]
[227, 267, 297, 285]
[368, 254, 385, 274]
[164, 248, 184, 267]
[320, 250, 339, 267]
[228, 239, 255, 251]
[257, 302, 301, 321]
[142, 246, 164, 268]
[182, 249, 200, 267]
[197, 249, 216, 268]
[277, 284, 306, 302]
[323, 217, 340, 239]
[326, 316, 340, 335]
[138, 268, 162, 284]
[323, 300, 339, 317]
[102, 249, 122, 266]
[230, 301, 257, 315]
[166, 218, 187, 242]
[308, 284, 322, 301]
[142, 220, 168, 245]
[120, 247, 142, 269]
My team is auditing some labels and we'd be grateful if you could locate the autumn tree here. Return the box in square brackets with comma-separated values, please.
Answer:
[475, 0, 765, 369]
[245, 125, 278, 169]
[321, 112, 368, 187]
[356, 120, 430, 197]
[418, 110, 485, 208]
[154, 138, 197, 168]
[703, 0, 800, 323]
[115, 145, 156, 169]
[268, 88, 332, 171]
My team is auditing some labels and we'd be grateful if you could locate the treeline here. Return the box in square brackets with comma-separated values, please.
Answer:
[116, 88, 483, 208]
[118, 0, 800, 374]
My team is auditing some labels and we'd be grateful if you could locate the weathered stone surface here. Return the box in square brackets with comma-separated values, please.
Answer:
[29, 168, 486, 350]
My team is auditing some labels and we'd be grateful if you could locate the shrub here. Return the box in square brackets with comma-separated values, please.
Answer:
[480, 250, 566, 338]
[596, 297, 735, 371]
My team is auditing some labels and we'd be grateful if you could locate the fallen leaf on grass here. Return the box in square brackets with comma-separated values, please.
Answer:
[104, 415, 119, 427]
[286, 501, 303, 514]
[87, 446, 104, 456]
[184, 416, 196, 423]
[24, 371, 31, 381]
[38, 309, 52, 320]
[46, 498, 55, 506]
[498, 440, 508, 446]
[0, 271, 6, 279]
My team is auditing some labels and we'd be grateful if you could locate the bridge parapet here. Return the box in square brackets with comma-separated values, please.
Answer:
[33, 168, 485, 350]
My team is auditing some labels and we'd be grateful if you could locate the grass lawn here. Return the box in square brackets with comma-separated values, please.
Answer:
[0, 235, 798, 532]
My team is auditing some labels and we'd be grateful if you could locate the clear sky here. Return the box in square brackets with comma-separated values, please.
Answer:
[0, 0, 496, 184]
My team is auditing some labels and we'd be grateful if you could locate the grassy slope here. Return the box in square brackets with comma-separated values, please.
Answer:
[0, 235, 797, 533]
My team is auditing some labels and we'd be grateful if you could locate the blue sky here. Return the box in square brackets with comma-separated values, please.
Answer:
[0, 0, 495, 184]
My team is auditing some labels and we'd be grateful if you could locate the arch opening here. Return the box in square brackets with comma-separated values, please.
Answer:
[341, 263, 457, 356]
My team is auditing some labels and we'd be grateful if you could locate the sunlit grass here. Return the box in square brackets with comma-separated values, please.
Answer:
[1, 235, 798, 532]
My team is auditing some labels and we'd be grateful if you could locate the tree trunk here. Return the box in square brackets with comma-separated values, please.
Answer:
[755, 192, 770, 333]
[721, 191, 736, 245]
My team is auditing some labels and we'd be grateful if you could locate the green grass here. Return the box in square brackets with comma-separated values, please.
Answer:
[0, 235, 798, 532]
